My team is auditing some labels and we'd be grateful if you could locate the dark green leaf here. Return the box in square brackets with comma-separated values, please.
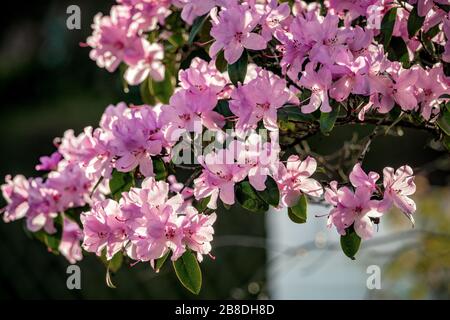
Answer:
[443, 135, 450, 152]
[140, 77, 156, 105]
[319, 104, 340, 135]
[288, 194, 307, 224]
[228, 50, 248, 86]
[437, 107, 450, 136]
[180, 48, 210, 70]
[387, 36, 410, 68]
[109, 170, 134, 201]
[155, 251, 170, 273]
[278, 105, 316, 122]
[108, 252, 123, 273]
[215, 50, 227, 72]
[188, 14, 209, 45]
[151, 69, 174, 104]
[340, 225, 361, 260]
[436, 4, 450, 12]
[152, 157, 168, 181]
[407, 6, 425, 38]
[173, 251, 202, 295]
[214, 99, 233, 117]
[380, 8, 397, 48]
[194, 196, 211, 213]
[235, 181, 269, 213]
[33, 214, 63, 253]
[257, 176, 280, 207]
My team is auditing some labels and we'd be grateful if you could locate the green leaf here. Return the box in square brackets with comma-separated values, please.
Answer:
[277, 105, 316, 122]
[194, 196, 211, 213]
[340, 225, 361, 260]
[380, 8, 397, 48]
[33, 214, 63, 253]
[109, 170, 134, 201]
[235, 181, 269, 213]
[436, 4, 450, 12]
[188, 14, 209, 45]
[319, 104, 340, 135]
[288, 194, 307, 224]
[108, 252, 123, 273]
[215, 50, 227, 72]
[152, 157, 168, 181]
[140, 77, 156, 105]
[173, 251, 202, 295]
[214, 99, 233, 117]
[155, 251, 170, 273]
[387, 36, 410, 68]
[257, 176, 280, 207]
[151, 69, 173, 104]
[443, 135, 450, 152]
[407, 6, 425, 38]
[437, 107, 450, 136]
[228, 50, 248, 86]
[180, 48, 210, 70]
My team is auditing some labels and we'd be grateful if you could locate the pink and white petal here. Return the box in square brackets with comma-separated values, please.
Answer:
[354, 215, 375, 240]
[124, 65, 150, 86]
[242, 33, 267, 50]
[219, 182, 235, 205]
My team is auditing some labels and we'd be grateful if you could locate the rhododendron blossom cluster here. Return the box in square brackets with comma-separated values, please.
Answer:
[2, 0, 450, 294]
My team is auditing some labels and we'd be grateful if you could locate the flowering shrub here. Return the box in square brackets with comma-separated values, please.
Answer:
[2, 0, 450, 294]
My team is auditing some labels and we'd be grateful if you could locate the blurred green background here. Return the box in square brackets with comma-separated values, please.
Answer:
[0, 0, 448, 299]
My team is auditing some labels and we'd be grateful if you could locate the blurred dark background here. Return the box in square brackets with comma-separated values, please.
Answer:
[0, 0, 448, 300]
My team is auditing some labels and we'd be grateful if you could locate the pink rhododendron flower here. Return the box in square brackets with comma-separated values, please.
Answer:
[369, 65, 418, 113]
[327, 185, 383, 240]
[173, 0, 217, 24]
[59, 217, 83, 264]
[299, 63, 333, 113]
[124, 40, 165, 85]
[276, 155, 323, 207]
[229, 69, 291, 134]
[209, 4, 267, 64]
[260, 0, 291, 40]
[160, 88, 224, 143]
[194, 148, 248, 209]
[178, 57, 228, 97]
[87, 5, 142, 72]
[231, 132, 280, 191]
[107, 104, 164, 176]
[180, 209, 217, 262]
[124, 177, 217, 263]
[349, 163, 380, 192]
[415, 66, 449, 120]
[81, 199, 129, 260]
[35, 152, 62, 171]
[381, 165, 417, 217]
[1, 175, 29, 223]
[25, 178, 59, 233]
[125, 0, 172, 32]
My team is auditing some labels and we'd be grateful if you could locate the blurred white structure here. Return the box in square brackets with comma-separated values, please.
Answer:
[266, 204, 417, 299]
